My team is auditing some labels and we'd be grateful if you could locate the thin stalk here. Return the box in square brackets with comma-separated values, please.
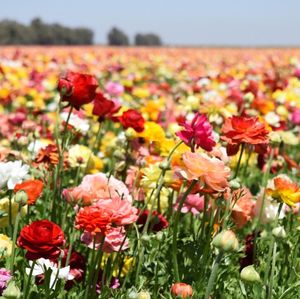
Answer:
[267, 242, 277, 299]
[204, 250, 224, 299]
[24, 261, 36, 299]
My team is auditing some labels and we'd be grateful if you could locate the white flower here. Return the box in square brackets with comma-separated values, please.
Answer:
[28, 140, 49, 158]
[264, 112, 280, 127]
[60, 112, 89, 134]
[26, 258, 74, 290]
[0, 161, 29, 190]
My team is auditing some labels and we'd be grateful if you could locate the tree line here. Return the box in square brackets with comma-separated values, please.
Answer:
[0, 19, 162, 46]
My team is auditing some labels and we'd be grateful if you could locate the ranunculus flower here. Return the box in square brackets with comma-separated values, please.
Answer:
[81, 226, 129, 253]
[17, 220, 65, 260]
[118, 109, 145, 132]
[75, 198, 137, 234]
[267, 176, 300, 207]
[92, 93, 120, 121]
[14, 179, 44, 205]
[291, 108, 300, 125]
[0, 268, 11, 295]
[178, 152, 230, 192]
[63, 173, 130, 206]
[231, 188, 255, 228]
[174, 193, 204, 215]
[57, 71, 98, 109]
[176, 113, 216, 151]
[221, 116, 269, 155]
[136, 209, 169, 232]
[171, 282, 193, 298]
[105, 81, 124, 97]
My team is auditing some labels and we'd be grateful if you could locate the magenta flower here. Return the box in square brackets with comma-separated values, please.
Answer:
[176, 113, 216, 151]
[291, 108, 300, 125]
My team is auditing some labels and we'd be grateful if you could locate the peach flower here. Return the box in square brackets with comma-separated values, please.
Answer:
[179, 152, 230, 192]
[63, 173, 130, 205]
[231, 188, 255, 228]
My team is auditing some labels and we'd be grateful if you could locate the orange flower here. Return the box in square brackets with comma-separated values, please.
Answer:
[171, 282, 193, 298]
[221, 116, 269, 155]
[179, 152, 230, 192]
[75, 205, 112, 235]
[14, 179, 44, 205]
[267, 177, 300, 207]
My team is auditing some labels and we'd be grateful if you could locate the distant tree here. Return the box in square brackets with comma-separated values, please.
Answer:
[135, 33, 162, 46]
[107, 27, 129, 46]
[0, 18, 94, 45]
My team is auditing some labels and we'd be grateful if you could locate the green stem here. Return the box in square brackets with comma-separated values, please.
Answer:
[172, 180, 197, 282]
[9, 205, 22, 272]
[234, 143, 245, 179]
[267, 242, 277, 299]
[24, 261, 36, 299]
[204, 251, 224, 299]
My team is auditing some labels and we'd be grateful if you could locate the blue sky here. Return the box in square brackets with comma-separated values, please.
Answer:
[1, 0, 300, 46]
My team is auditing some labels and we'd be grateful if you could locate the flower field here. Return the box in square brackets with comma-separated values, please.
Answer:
[1, 46, 300, 298]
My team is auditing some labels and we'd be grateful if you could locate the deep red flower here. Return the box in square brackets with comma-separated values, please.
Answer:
[92, 93, 120, 121]
[17, 220, 65, 260]
[14, 179, 44, 205]
[176, 113, 216, 151]
[57, 71, 98, 109]
[221, 115, 269, 155]
[137, 209, 168, 232]
[119, 109, 145, 132]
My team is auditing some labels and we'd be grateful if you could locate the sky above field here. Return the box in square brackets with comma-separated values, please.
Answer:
[2, 0, 300, 46]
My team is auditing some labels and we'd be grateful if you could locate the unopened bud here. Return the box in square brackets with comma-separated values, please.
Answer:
[240, 265, 261, 283]
[113, 150, 126, 160]
[229, 179, 241, 189]
[272, 226, 286, 239]
[116, 161, 126, 172]
[2, 281, 21, 299]
[137, 291, 151, 299]
[159, 161, 170, 171]
[212, 230, 239, 252]
[14, 191, 28, 205]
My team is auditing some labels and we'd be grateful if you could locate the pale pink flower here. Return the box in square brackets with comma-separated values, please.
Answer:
[81, 227, 129, 253]
[63, 173, 130, 205]
[105, 81, 124, 97]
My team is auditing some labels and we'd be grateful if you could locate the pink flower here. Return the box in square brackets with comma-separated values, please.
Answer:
[105, 81, 124, 97]
[178, 152, 230, 192]
[291, 108, 300, 125]
[94, 198, 138, 226]
[63, 173, 130, 205]
[81, 227, 129, 253]
[176, 113, 216, 151]
[174, 193, 204, 215]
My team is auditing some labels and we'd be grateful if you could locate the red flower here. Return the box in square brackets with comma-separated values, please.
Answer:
[221, 116, 269, 155]
[119, 109, 145, 132]
[92, 93, 120, 121]
[137, 209, 168, 232]
[176, 113, 216, 151]
[57, 71, 98, 109]
[14, 179, 44, 205]
[17, 220, 65, 260]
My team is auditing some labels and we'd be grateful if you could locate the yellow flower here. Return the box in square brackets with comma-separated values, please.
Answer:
[101, 254, 134, 277]
[137, 122, 165, 144]
[0, 234, 12, 257]
[0, 197, 27, 228]
[267, 176, 300, 207]
[132, 87, 150, 99]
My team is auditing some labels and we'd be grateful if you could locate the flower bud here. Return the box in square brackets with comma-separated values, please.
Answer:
[137, 291, 151, 299]
[272, 226, 286, 239]
[115, 161, 126, 172]
[159, 161, 171, 171]
[171, 283, 193, 298]
[240, 265, 261, 283]
[113, 150, 126, 160]
[2, 281, 21, 299]
[212, 230, 239, 252]
[141, 234, 151, 243]
[229, 178, 241, 189]
[14, 191, 28, 205]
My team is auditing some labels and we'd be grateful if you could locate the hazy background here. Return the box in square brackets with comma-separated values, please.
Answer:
[2, 0, 300, 46]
